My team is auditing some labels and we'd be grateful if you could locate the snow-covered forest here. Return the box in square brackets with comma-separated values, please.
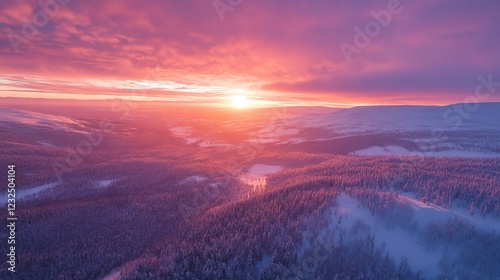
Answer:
[1, 100, 499, 279]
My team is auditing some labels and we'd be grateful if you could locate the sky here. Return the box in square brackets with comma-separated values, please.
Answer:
[1, 0, 500, 107]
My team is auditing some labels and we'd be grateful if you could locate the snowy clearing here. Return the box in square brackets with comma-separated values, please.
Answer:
[248, 164, 283, 177]
[183, 176, 208, 183]
[333, 193, 442, 277]
[97, 180, 115, 188]
[351, 145, 500, 158]
[350, 146, 414, 156]
[241, 164, 283, 190]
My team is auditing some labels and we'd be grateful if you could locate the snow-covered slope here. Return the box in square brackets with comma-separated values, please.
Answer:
[333, 193, 442, 277]
[315, 103, 500, 133]
[261, 103, 500, 134]
[351, 145, 500, 158]
[322, 193, 500, 278]
[252, 103, 500, 157]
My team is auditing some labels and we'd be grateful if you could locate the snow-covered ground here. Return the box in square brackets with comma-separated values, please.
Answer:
[350, 145, 500, 158]
[170, 126, 192, 137]
[247, 164, 283, 177]
[350, 146, 414, 156]
[182, 175, 208, 183]
[170, 126, 200, 144]
[170, 127, 233, 146]
[38, 141, 56, 147]
[428, 150, 500, 158]
[319, 192, 500, 278]
[241, 164, 283, 190]
[101, 268, 122, 280]
[185, 138, 200, 144]
[332, 193, 442, 277]
[247, 138, 280, 144]
[395, 193, 500, 233]
[198, 141, 232, 148]
[97, 179, 115, 188]
[264, 103, 500, 133]
[257, 128, 299, 138]
[318, 104, 500, 133]
[0, 182, 58, 205]
[0, 108, 87, 133]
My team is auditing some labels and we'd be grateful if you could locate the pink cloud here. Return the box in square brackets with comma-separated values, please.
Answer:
[0, 0, 499, 105]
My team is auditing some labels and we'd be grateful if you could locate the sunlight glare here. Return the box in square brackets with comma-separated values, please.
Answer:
[231, 95, 251, 108]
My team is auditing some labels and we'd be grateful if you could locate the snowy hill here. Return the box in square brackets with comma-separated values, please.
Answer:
[292, 103, 500, 133]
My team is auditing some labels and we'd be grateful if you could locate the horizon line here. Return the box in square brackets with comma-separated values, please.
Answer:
[2, 96, 499, 110]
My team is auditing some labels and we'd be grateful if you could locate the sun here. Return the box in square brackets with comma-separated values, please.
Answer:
[230, 95, 251, 108]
